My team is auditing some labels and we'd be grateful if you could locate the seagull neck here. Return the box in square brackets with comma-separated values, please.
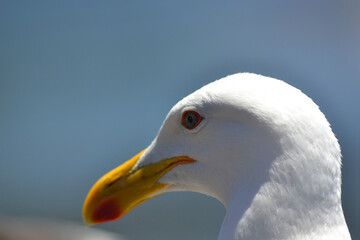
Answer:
[218, 152, 349, 240]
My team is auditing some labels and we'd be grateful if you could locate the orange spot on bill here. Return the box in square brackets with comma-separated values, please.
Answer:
[91, 197, 122, 224]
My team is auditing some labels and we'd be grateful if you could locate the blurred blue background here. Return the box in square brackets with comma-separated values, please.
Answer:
[0, 1, 359, 239]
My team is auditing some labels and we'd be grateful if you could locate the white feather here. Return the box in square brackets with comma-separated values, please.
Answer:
[136, 73, 351, 240]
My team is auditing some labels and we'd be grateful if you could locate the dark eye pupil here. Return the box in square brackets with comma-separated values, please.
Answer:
[185, 112, 198, 128]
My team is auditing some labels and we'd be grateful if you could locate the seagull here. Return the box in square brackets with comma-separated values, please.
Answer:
[83, 73, 351, 240]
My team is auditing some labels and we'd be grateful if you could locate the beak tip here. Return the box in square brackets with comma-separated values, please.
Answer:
[83, 219, 93, 227]
[82, 210, 94, 226]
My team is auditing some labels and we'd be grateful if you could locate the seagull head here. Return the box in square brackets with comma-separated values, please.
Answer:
[82, 73, 346, 239]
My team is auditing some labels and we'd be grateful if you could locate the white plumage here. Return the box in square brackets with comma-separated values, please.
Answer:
[135, 73, 351, 240]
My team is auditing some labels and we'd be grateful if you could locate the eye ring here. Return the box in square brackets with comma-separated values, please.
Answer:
[181, 110, 203, 130]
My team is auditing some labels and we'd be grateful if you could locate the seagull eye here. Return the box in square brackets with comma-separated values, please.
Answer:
[181, 111, 203, 130]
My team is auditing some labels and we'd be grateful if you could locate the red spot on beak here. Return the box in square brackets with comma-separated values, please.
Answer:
[91, 197, 121, 224]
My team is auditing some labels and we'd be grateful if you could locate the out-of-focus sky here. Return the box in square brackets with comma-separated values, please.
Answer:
[0, 1, 359, 239]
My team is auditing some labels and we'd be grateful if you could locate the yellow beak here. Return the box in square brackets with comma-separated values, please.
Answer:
[83, 149, 195, 225]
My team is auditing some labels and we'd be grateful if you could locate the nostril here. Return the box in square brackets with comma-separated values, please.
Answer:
[106, 176, 121, 187]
